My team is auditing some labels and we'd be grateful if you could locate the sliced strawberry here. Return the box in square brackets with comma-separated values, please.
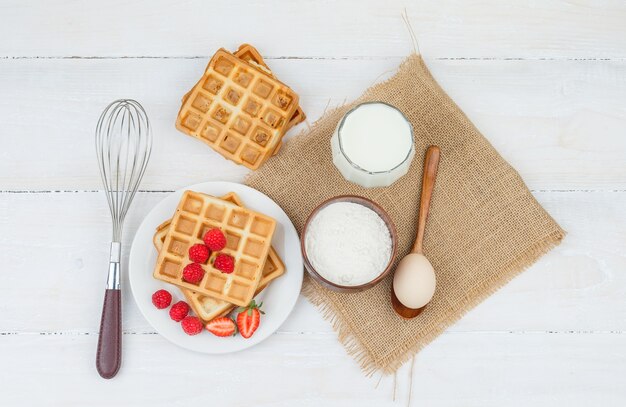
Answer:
[236, 300, 264, 339]
[206, 317, 237, 337]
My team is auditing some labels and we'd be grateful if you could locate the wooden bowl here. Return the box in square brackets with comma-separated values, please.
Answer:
[300, 195, 398, 293]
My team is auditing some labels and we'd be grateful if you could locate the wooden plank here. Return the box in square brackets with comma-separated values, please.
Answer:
[0, 58, 625, 191]
[0, 332, 623, 406]
[410, 332, 626, 406]
[1, 1, 626, 59]
[0, 333, 404, 406]
[0, 190, 624, 333]
[2, 2, 625, 405]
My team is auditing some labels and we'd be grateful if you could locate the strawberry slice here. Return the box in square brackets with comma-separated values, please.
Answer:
[236, 300, 264, 339]
[205, 317, 237, 337]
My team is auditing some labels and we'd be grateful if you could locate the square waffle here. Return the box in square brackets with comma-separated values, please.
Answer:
[180, 44, 306, 158]
[153, 191, 276, 307]
[182, 249, 284, 322]
[153, 192, 285, 322]
[234, 44, 273, 75]
[233, 44, 306, 146]
[176, 46, 301, 170]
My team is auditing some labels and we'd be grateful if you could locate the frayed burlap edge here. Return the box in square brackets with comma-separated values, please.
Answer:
[245, 53, 566, 375]
[302, 229, 564, 376]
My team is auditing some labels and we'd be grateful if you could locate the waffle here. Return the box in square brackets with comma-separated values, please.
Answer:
[183, 249, 284, 322]
[234, 44, 306, 137]
[152, 192, 237, 251]
[153, 192, 286, 322]
[153, 191, 276, 307]
[176, 46, 302, 170]
[180, 45, 306, 147]
[180, 45, 306, 159]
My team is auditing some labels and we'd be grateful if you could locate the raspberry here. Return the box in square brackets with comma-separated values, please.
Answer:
[169, 301, 190, 322]
[203, 228, 227, 251]
[181, 316, 203, 336]
[183, 263, 204, 284]
[189, 243, 210, 263]
[151, 289, 172, 309]
[214, 253, 235, 274]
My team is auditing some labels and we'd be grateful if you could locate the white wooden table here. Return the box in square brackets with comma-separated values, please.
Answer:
[1, 1, 625, 405]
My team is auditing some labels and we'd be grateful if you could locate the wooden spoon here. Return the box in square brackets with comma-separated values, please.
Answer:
[391, 145, 441, 318]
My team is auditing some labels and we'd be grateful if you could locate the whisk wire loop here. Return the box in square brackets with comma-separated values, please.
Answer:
[95, 99, 152, 242]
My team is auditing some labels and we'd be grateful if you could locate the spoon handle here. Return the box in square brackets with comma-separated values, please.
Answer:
[412, 145, 441, 254]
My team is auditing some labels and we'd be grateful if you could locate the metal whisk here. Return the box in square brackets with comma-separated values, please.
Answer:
[95, 99, 152, 379]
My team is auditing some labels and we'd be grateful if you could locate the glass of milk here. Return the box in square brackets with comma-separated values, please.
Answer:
[331, 102, 415, 188]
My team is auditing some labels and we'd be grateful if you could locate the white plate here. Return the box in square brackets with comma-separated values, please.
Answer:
[129, 181, 303, 353]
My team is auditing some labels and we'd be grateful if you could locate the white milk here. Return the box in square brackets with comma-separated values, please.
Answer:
[331, 102, 414, 188]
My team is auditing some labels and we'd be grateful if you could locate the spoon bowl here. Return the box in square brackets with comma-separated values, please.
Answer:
[392, 253, 436, 309]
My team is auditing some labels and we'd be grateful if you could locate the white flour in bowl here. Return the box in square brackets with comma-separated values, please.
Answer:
[304, 202, 392, 286]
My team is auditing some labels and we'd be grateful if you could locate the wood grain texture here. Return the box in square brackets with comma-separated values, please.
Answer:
[1, 0, 626, 59]
[0, 191, 623, 334]
[0, 58, 625, 190]
[412, 146, 440, 255]
[0, 333, 405, 406]
[1, 332, 624, 406]
[1, 0, 626, 405]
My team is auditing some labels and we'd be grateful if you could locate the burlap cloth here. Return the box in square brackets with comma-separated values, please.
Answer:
[246, 54, 565, 375]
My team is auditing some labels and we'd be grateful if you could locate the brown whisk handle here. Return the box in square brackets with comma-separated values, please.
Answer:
[96, 288, 121, 379]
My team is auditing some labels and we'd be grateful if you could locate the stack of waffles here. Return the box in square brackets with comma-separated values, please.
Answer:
[153, 190, 286, 322]
[176, 44, 306, 170]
